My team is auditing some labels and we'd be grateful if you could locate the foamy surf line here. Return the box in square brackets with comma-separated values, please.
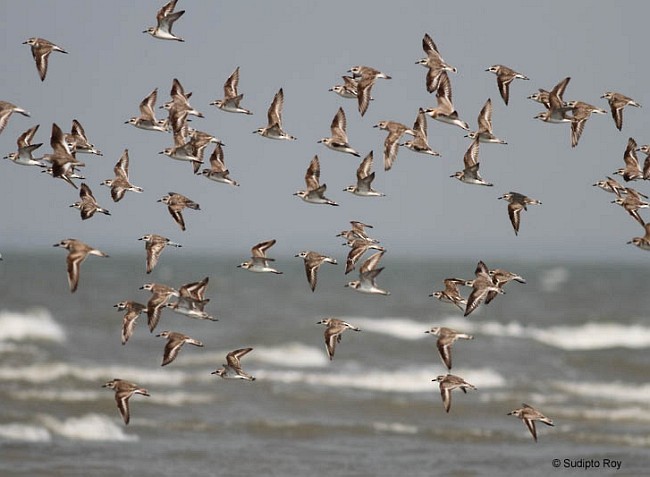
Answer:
[0, 308, 65, 343]
[255, 366, 506, 393]
[0, 414, 137, 442]
[350, 316, 650, 350]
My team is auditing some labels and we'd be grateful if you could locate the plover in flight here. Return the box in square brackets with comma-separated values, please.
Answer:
[416, 33, 457, 93]
[0, 101, 30, 135]
[612, 187, 648, 226]
[254, 88, 296, 140]
[429, 278, 471, 311]
[348, 66, 391, 117]
[485, 268, 526, 304]
[345, 250, 390, 295]
[348, 65, 392, 80]
[425, 327, 474, 371]
[70, 183, 110, 220]
[344, 239, 385, 275]
[527, 89, 550, 108]
[329, 76, 372, 100]
[161, 78, 204, 119]
[166, 276, 213, 320]
[464, 260, 504, 317]
[65, 119, 102, 156]
[139, 283, 179, 332]
[102, 379, 150, 425]
[432, 374, 477, 413]
[53, 239, 109, 293]
[343, 151, 385, 197]
[294, 155, 338, 206]
[126, 88, 169, 132]
[138, 234, 181, 274]
[565, 101, 607, 148]
[113, 301, 148, 345]
[156, 330, 203, 366]
[534, 77, 572, 124]
[451, 138, 493, 186]
[374, 120, 415, 171]
[2, 124, 45, 167]
[601, 91, 641, 131]
[238, 239, 282, 274]
[43, 122, 85, 189]
[613, 137, 643, 182]
[157, 192, 200, 231]
[466, 98, 507, 144]
[485, 65, 529, 105]
[317, 318, 361, 360]
[143, 0, 185, 41]
[627, 222, 650, 251]
[22, 37, 67, 81]
[424, 72, 470, 131]
[201, 143, 239, 186]
[212, 348, 256, 380]
[338, 220, 379, 245]
[100, 149, 144, 202]
[498, 192, 542, 236]
[507, 403, 554, 442]
[295, 251, 337, 292]
[210, 66, 252, 115]
[401, 108, 441, 157]
[593, 176, 626, 197]
[318, 107, 360, 157]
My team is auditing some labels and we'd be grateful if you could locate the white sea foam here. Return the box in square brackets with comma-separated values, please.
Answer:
[181, 342, 329, 369]
[555, 406, 650, 423]
[552, 380, 650, 404]
[350, 317, 429, 341]
[372, 421, 418, 435]
[0, 423, 52, 442]
[539, 267, 570, 293]
[0, 362, 189, 386]
[38, 413, 138, 442]
[359, 315, 650, 350]
[0, 308, 65, 343]
[256, 366, 506, 393]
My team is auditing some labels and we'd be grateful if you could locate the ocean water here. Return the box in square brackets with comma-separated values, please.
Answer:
[0, 253, 649, 476]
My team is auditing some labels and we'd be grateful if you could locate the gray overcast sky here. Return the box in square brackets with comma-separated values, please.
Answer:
[1, 1, 648, 261]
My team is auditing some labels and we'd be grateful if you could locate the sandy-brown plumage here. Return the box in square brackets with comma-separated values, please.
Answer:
[53, 239, 109, 293]
[156, 330, 203, 366]
[432, 374, 477, 413]
[23, 37, 68, 81]
[102, 379, 150, 425]
[508, 403, 554, 442]
[317, 318, 361, 360]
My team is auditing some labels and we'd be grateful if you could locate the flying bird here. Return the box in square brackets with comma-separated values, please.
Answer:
[143, 0, 185, 41]
[157, 192, 200, 231]
[69, 183, 111, 220]
[317, 318, 361, 360]
[102, 379, 150, 425]
[212, 348, 256, 380]
[294, 251, 337, 292]
[485, 65, 529, 105]
[210, 66, 253, 115]
[498, 192, 542, 236]
[22, 37, 67, 81]
[507, 403, 554, 442]
[53, 239, 109, 293]
[416, 33, 457, 93]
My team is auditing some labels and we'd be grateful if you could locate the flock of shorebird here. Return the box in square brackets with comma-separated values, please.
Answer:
[3, 0, 645, 442]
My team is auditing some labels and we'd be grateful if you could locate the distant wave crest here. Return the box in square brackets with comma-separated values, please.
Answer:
[0, 308, 65, 343]
[352, 316, 650, 350]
